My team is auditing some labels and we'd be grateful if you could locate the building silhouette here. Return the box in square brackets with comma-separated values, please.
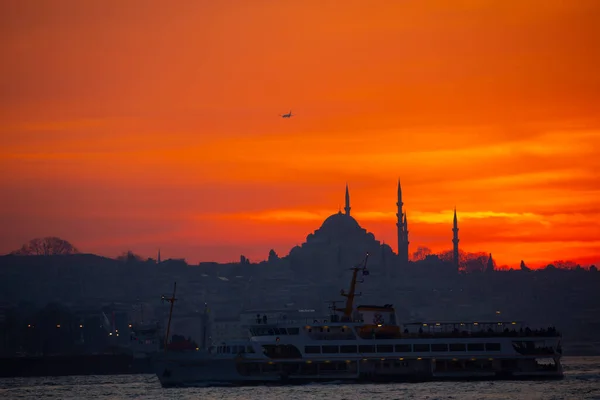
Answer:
[291, 181, 462, 271]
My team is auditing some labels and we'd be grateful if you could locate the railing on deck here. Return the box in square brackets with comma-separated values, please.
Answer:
[242, 313, 561, 340]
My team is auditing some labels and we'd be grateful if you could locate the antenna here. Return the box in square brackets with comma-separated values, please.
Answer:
[325, 300, 341, 313]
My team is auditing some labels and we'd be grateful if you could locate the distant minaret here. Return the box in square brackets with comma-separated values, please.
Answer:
[344, 183, 351, 216]
[452, 208, 459, 271]
[396, 179, 409, 265]
[487, 253, 494, 272]
[157, 249, 161, 264]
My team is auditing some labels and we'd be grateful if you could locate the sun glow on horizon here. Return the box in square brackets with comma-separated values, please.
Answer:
[1, 0, 599, 268]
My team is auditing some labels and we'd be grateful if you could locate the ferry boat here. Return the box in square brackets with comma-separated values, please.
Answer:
[153, 283, 272, 387]
[154, 254, 563, 386]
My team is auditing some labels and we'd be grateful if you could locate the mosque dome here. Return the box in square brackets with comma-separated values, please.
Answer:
[319, 211, 361, 232]
[302, 210, 366, 246]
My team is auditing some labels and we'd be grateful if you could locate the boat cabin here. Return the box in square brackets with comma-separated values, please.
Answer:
[354, 304, 401, 339]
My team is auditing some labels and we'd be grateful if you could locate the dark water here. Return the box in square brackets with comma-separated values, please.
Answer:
[1, 357, 598, 399]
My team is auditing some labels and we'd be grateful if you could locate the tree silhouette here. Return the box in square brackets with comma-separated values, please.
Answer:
[268, 249, 279, 263]
[11, 237, 79, 256]
[411, 246, 432, 261]
[552, 260, 577, 270]
[435, 249, 489, 273]
[116, 251, 145, 264]
[464, 252, 489, 273]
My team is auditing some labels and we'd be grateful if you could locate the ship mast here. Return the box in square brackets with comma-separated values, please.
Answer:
[201, 302, 209, 350]
[161, 282, 177, 353]
[336, 253, 369, 320]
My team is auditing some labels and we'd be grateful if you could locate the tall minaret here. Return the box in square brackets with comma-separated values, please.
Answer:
[396, 179, 409, 265]
[404, 212, 409, 254]
[344, 183, 351, 216]
[157, 249, 161, 264]
[452, 208, 459, 271]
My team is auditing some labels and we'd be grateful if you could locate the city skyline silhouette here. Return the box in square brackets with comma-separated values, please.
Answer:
[5, 180, 598, 270]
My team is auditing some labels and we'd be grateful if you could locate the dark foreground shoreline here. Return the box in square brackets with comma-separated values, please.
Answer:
[0, 354, 153, 378]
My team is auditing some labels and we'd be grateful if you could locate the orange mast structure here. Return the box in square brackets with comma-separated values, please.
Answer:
[335, 253, 369, 320]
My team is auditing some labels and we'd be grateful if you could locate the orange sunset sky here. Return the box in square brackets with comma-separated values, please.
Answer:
[1, 1, 599, 268]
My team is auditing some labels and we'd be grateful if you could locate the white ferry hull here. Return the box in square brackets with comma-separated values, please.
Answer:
[154, 355, 563, 387]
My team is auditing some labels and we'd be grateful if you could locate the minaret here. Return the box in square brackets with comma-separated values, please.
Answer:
[157, 249, 161, 264]
[344, 183, 351, 216]
[396, 179, 409, 265]
[486, 253, 494, 272]
[452, 208, 459, 271]
[404, 212, 409, 253]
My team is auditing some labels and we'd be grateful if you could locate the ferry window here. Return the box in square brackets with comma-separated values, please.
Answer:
[449, 343, 466, 352]
[322, 346, 339, 354]
[305, 346, 321, 354]
[287, 328, 300, 335]
[358, 345, 375, 353]
[395, 344, 412, 352]
[413, 344, 430, 352]
[340, 345, 357, 353]
[467, 343, 484, 351]
[225, 346, 230, 353]
[485, 343, 501, 351]
[246, 346, 255, 353]
[377, 344, 393, 353]
[274, 328, 287, 335]
[267, 329, 275, 335]
[431, 344, 448, 352]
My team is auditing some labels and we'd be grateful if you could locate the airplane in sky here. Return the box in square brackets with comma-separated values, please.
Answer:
[280, 110, 294, 118]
